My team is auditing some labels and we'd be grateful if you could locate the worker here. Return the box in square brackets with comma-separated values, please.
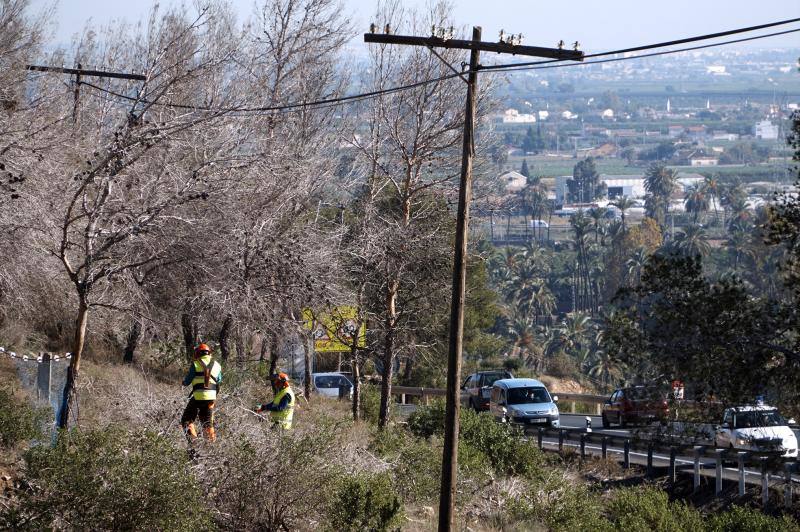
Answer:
[181, 343, 222, 443]
[256, 372, 296, 429]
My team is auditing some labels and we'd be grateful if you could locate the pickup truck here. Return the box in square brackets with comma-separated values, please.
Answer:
[714, 405, 798, 458]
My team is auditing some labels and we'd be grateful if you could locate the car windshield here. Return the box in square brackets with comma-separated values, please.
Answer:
[507, 387, 550, 405]
[315, 375, 350, 389]
[734, 410, 786, 429]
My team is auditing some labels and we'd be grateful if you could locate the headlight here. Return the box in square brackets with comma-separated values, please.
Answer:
[736, 438, 749, 446]
[550, 405, 559, 415]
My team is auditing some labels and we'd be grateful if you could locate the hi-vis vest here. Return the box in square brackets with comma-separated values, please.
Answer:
[191, 355, 222, 401]
[270, 386, 295, 429]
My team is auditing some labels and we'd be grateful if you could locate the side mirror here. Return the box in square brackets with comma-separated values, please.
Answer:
[720, 422, 729, 429]
[501, 406, 508, 414]
[788, 418, 797, 427]
[552, 395, 559, 403]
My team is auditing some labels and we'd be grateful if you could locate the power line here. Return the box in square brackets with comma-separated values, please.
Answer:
[480, 16, 800, 71]
[493, 27, 800, 74]
[79, 19, 800, 116]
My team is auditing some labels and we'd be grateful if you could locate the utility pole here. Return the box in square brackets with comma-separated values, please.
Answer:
[25, 64, 146, 126]
[364, 26, 582, 532]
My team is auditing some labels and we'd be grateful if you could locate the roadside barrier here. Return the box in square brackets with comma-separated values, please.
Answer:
[526, 424, 798, 509]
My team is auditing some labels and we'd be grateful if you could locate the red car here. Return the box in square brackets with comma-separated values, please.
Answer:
[601, 386, 669, 428]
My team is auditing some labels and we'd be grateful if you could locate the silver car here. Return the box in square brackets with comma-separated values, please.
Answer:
[489, 378, 560, 428]
[311, 372, 353, 398]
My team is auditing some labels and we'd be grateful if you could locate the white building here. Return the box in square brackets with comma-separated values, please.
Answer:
[501, 109, 537, 124]
[754, 120, 779, 140]
[555, 174, 645, 204]
[690, 156, 719, 167]
[499, 171, 528, 193]
[706, 65, 726, 75]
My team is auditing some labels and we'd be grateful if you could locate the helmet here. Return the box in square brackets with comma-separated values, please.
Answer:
[270, 372, 290, 389]
[194, 343, 211, 358]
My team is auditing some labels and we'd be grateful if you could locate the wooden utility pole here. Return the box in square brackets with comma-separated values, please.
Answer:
[364, 26, 582, 532]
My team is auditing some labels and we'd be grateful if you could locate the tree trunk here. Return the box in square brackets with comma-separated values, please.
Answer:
[378, 279, 398, 429]
[269, 333, 280, 375]
[351, 351, 361, 422]
[58, 296, 89, 429]
[304, 335, 313, 402]
[259, 335, 268, 363]
[122, 320, 141, 364]
[219, 314, 232, 361]
[181, 311, 198, 362]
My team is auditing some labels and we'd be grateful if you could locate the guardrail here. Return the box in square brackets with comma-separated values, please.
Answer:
[392, 386, 607, 414]
[523, 425, 798, 508]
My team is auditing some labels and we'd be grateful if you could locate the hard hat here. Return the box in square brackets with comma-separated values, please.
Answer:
[194, 343, 211, 357]
[270, 372, 290, 388]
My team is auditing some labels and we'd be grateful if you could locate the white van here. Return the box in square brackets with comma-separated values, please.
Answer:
[528, 219, 549, 228]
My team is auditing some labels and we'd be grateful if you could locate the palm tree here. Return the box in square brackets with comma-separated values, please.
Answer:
[588, 207, 608, 243]
[644, 163, 677, 227]
[684, 184, 709, 224]
[726, 228, 756, 271]
[703, 175, 721, 225]
[727, 197, 752, 233]
[671, 224, 711, 258]
[625, 246, 649, 286]
[611, 196, 635, 233]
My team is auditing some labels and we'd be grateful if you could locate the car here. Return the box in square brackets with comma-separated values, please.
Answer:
[601, 386, 669, 428]
[489, 378, 560, 428]
[528, 219, 549, 228]
[714, 405, 798, 458]
[461, 370, 513, 411]
[310, 372, 353, 399]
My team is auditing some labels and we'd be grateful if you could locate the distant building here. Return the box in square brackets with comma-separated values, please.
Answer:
[538, 110, 550, 121]
[690, 156, 718, 167]
[668, 125, 684, 138]
[706, 65, 726, 75]
[601, 109, 614, 119]
[561, 110, 578, 120]
[502, 109, 536, 124]
[754, 120, 779, 140]
[712, 131, 739, 141]
[499, 171, 528, 193]
[554, 174, 644, 204]
[685, 125, 709, 140]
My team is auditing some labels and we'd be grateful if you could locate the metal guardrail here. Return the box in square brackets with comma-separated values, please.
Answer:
[524, 425, 798, 508]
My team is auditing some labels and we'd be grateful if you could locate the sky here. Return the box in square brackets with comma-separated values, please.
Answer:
[33, 0, 800, 53]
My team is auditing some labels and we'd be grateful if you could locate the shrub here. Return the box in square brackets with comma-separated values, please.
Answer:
[328, 472, 404, 532]
[210, 421, 345, 531]
[0, 387, 48, 447]
[1, 427, 208, 531]
[370, 427, 441, 502]
[707, 505, 800, 532]
[547, 352, 579, 379]
[407, 399, 446, 438]
[359, 384, 382, 424]
[605, 486, 704, 531]
[505, 471, 608, 532]
[459, 408, 545, 479]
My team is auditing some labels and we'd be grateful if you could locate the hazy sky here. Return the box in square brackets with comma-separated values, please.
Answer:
[35, 0, 800, 52]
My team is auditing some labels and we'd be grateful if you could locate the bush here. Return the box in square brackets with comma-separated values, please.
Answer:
[707, 505, 800, 532]
[211, 421, 345, 530]
[459, 408, 545, 479]
[0, 387, 48, 447]
[370, 427, 441, 502]
[504, 471, 607, 532]
[547, 352, 579, 379]
[408, 403, 545, 479]
[1, 427, 208, 531]
[359, 384, 382, 424]
[328, 472, 404, 532]
[407, 399, 446, 438]
[605, 486, 704, 531]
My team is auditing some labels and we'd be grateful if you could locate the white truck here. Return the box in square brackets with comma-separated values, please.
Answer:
[714, 405, 798, 458]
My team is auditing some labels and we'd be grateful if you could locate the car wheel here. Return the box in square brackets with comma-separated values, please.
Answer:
[602, 414, 610, 429]
[468, 398, 476, 412]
